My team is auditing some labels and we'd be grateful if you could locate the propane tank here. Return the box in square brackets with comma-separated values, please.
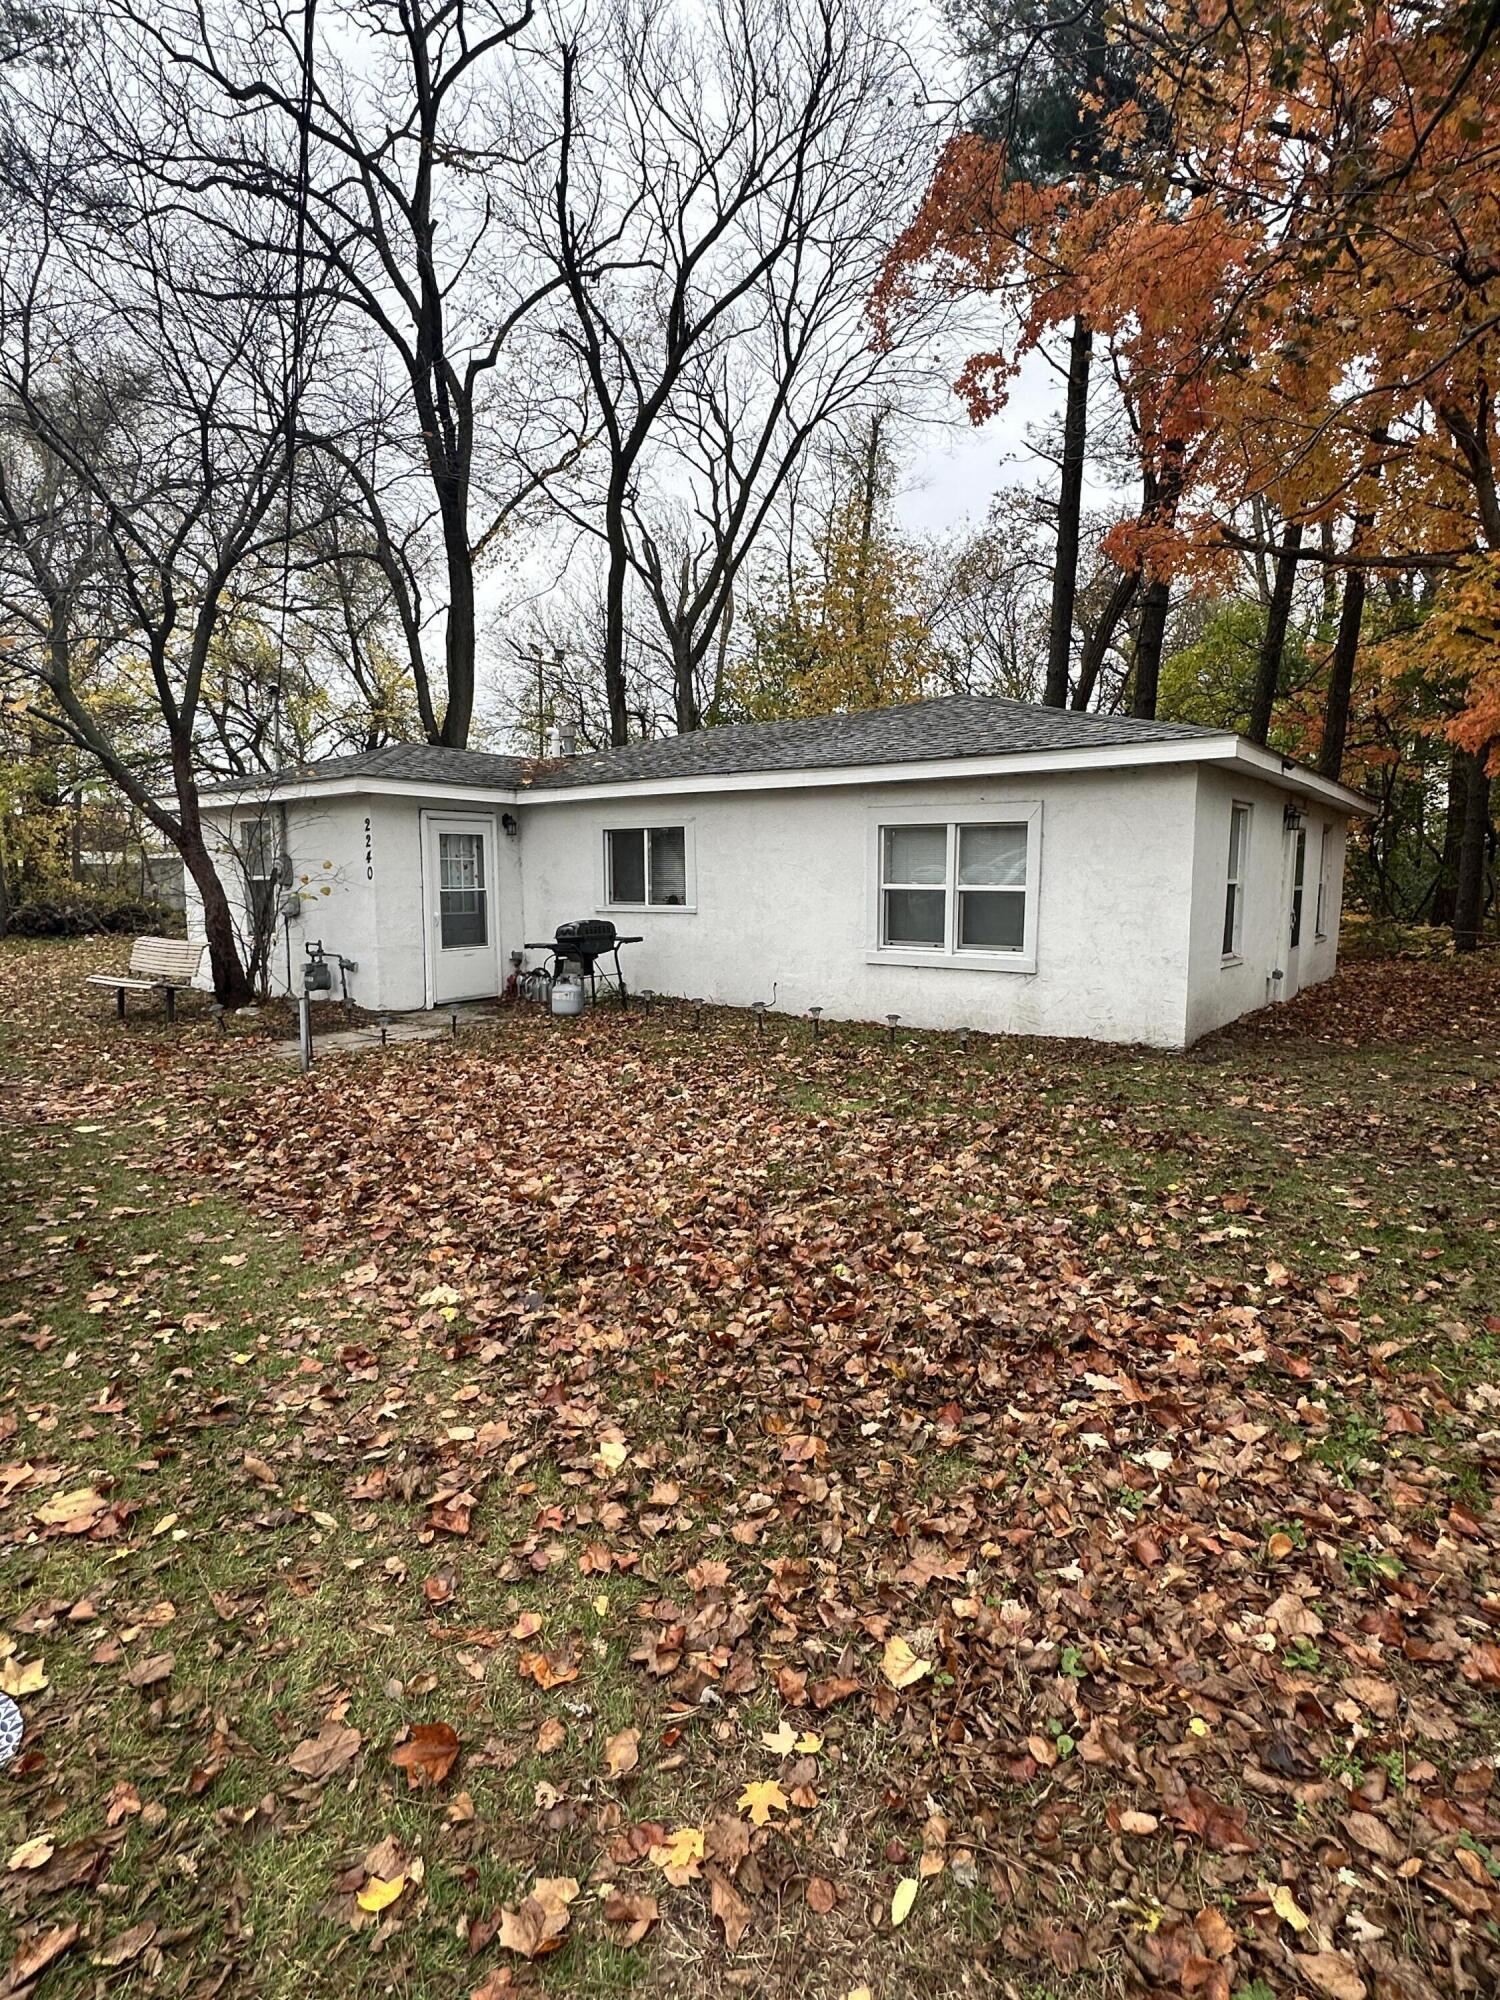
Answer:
[550, 972, 585, 1018]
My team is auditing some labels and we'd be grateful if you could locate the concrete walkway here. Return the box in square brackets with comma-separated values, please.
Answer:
[274, 1003, 494, 1061]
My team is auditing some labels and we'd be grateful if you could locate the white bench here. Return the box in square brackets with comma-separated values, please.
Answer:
[86, 937, 205, 1021]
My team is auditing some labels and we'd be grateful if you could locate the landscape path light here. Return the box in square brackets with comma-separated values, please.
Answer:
[0, 1693, 21, 1767]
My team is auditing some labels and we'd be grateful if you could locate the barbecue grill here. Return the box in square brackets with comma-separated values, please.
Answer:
[524, 918, 643, 1006]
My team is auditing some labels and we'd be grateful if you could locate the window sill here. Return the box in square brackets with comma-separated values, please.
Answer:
[868, 948, 1036, 975]
[596, 903, 697, 916]
[1221, 953, 1243, 968]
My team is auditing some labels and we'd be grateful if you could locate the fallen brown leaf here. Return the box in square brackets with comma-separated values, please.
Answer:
[288, 1721, 363, 1781]
[497, 1875, 578, 1959]
[391, 1722, 460, 1790]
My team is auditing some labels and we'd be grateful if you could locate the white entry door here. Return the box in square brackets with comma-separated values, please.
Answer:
[423, 814, 498, 1004]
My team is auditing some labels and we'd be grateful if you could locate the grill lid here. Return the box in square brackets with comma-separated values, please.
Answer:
[555, 918, 618, 949]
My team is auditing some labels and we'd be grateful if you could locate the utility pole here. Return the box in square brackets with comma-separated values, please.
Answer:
[513, 645, 566, 755]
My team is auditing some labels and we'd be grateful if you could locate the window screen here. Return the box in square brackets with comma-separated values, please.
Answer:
[881, 825, 947, 947]
[606, 826, 688, 906]
[956, 824, 1026, 951]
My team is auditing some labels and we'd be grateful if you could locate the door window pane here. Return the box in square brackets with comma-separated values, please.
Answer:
[958, 823, 1026, 887]
[958, 889, 1025, 951]
[439, 832, 487, 949]
[649, 826, 687, 904]
[607, 828, 646, 903]
[883, 887, 946, 947]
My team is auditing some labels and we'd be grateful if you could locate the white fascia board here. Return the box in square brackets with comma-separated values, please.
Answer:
[193, 731, 1368, 815]
[1218, 741, 1371, 815]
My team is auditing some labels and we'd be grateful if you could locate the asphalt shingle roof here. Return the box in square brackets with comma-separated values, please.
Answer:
[204, 695, 1225, 800]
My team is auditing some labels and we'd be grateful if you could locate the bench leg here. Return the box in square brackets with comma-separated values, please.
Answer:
[116, 987, 126, 1021]
[164, 986, 176, 1024]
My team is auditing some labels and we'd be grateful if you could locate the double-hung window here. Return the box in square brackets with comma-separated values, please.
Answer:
[1223, 802, 1251, 957]
[1314, 823, 1330, 938]
[874, 810, 1037, 968]
[1289, 826, 1307, 948]
[235, 815, 277, 935]
[604, 825, 689, 907]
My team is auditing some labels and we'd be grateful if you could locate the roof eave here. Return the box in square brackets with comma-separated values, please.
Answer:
[190, 732, 1371, 813]
[1217, 740, 1372, 815]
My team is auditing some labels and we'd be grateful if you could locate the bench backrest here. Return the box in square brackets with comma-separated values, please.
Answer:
[127, 936, 204, 983]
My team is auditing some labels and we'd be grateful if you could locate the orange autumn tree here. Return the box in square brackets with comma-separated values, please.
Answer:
[1118, 0, 1500, 944]
[883, 0, 1500, 939]
[874, 121, 1260, 720]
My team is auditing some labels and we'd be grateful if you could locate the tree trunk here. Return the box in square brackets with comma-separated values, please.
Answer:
[1318, 561, 1366, 782]
[603, 516, 631, 747]
[1126, 446, 1181, 722]
[1453, 742, 1493, 952]
[1071, 568, 1139, 712]
[1130, 574, 1171, 720]
[673, 633, 700, 734]
[169, 735, 254, 1006]
[1044, 317, 1091, 708]
[436, 491, 476, 749]
[1247, 518, 1302, 745]
[1432, 747, 1467, 928]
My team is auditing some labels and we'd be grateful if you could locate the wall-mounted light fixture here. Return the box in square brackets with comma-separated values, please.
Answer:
[501, 812, 519, 837]
[1283, 803, 1305, 831]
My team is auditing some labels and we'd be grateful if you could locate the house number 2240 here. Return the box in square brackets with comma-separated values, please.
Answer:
[364, 817, 374, 881]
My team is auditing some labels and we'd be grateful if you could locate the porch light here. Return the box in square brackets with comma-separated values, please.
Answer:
[1283, 803, 1305, 830]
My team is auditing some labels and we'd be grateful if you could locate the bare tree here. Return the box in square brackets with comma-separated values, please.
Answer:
[925, 494, 1051, 699]
[520, 0, 935, 742]
[114, 0, 583, 749]
[0, 67, 316, 1003]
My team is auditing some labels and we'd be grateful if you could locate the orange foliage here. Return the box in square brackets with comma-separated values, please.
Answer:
[879, 1, 1500, 749]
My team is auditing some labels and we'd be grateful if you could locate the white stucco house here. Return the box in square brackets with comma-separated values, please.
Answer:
[187, 695, 1366, 1049]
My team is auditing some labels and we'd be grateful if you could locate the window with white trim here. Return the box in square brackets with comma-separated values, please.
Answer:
[1289, 825, 1307, 948]
[1314, 822, 1331, 937]
[876, 815, 1035, 962]
[604, 825, 688, 907]
[1223, 802, 1251, 957]
[235, 814, 278, 934]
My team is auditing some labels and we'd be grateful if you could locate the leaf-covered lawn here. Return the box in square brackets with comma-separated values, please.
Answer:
[2, 938, 1499, 2000]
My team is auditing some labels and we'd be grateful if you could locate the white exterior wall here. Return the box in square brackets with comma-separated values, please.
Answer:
[183, 753, 1351, 1045]
[1184, 766, 1348, 1045]
[516, 764, 1200, 1046]
[189, 793, 527, 1012]
[185, 796, 376, 1001]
